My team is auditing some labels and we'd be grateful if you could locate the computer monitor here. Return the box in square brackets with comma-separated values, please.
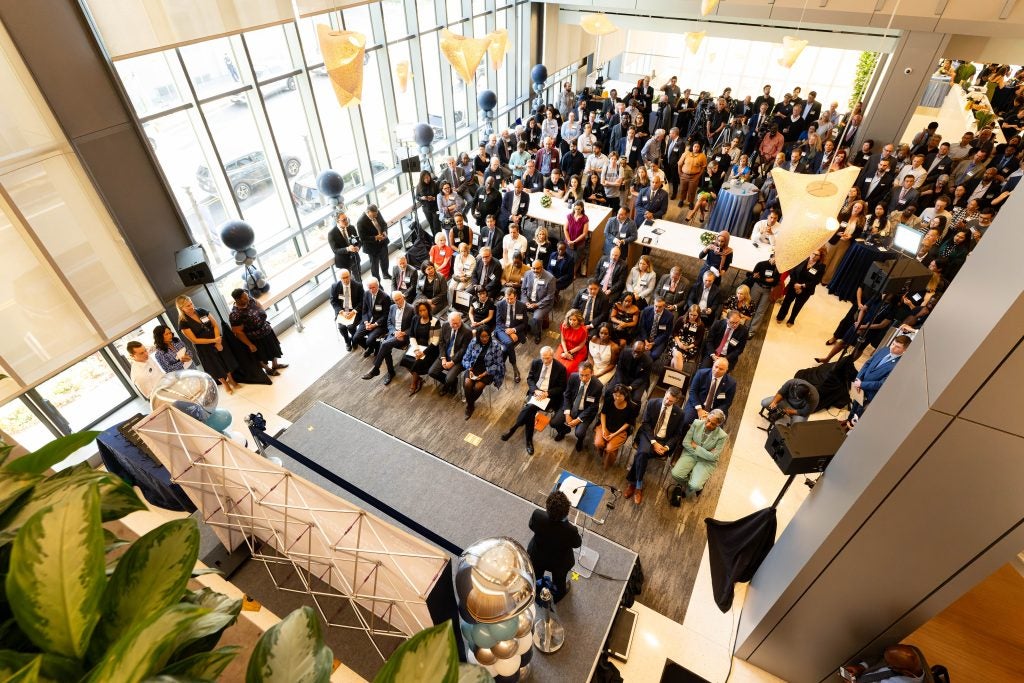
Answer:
[891, 224, 924, 257]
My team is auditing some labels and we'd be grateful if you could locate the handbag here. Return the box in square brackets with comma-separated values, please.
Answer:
[669, 484, 684, 507]
[534, 411, 551, 432]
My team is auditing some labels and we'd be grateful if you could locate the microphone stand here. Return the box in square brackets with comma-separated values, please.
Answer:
[568, 481, 618, 577]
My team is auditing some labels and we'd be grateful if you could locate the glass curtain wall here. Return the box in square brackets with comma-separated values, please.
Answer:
[99, 0, 533, 325]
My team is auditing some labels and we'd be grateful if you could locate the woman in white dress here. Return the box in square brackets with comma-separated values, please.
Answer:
[625, 255, 657, 308]
[588, 323, 620, 384]
[448, 242, 476, 300]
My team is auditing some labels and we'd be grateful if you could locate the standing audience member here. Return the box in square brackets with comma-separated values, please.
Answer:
[357, 204, 391, 282]
[176, 295, 239, 394]
[229, 290, 288, 377]
[775, 247, 827, 327]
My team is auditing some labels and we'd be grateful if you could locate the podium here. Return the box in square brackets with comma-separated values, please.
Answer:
[554, 469, 608, 578]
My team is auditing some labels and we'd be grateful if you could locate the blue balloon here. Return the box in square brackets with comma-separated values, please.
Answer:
[530, 64, 548, 85]
[203, 408, 233, 433]
[489, 617, 518, 641]
[477, 89, 497, 112]
[460, 620, 475, 650]
[472, 623, 499, 649]
[317, 169, 345, 199]
[413, 122, 435, 147]
[173, 400, 210, 422]
[219, 220, 255, 251]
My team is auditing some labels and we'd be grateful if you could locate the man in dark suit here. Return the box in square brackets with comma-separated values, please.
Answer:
[923, 143, 954, 184]
[477, 214, 504, 260]
[437, 156, 472, 207]
[351, 278, 392, 356]
[501, 346, 568, 455]
[571, 280, 610, 333]
[624, 387, 685, 504]
[603, 207, 637, 256]
[801, 91, 822, 123]
[472, 246, 503, 299]
[686, 271, 721, 325]
[526, 490, 582, 603]
[327, 211, 361, 273]
[498, 179, 530, 231]
[857, 158, 896, 208]
[389, 255, 418, 301]
[752, 85, 775, 116]
[655, 266, 689, 313]
[329, 268, 364, 351]
[595, 246, 628, 301]
[702, 310, 749, 369]
[857, 143, 897, 183]
[357, 204, 390, 282]
[635, 297, 674, 361]
[966, 166, 1002, 208]
[604, 340, 652, 405]
[634, 176, 669, 221]
[989, 143, 1019, 178]
[681, 357, 736, 428]
[743, 102, 772, 157]
[550, 363, 603, 451]
[835, 113, 863, 150]
[494, 287, 529, 383]
[887, 174, 920, 213]
[664, 127, 686, 200]
[778, 148, 811, 174]
[617, 126, 643, 168]
[428, 311, 472, 395]
[362, 291, 415, 384]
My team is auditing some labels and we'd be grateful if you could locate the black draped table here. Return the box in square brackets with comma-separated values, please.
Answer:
[826, 241, 898, 303]
[97, 422, 196, 512]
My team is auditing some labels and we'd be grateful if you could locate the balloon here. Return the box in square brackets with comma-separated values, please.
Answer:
[245, 247, 257, 258]
[515, 612, 531, 638]
[493, 655, 520, 677]
[151, 370, 219, 413]
[484, 664, 498, 678]
[172, 400, 210, 422]
[472, 623, 499, 649]
[473, 646, 497, 665]
[530, 64, 548, 85]
[519, 645, 533, 666]
[491, 638, 517, 659]
[461, 620, 476, 649]
[477, 89, 497, 112]
[413, 122, 435, 147]
[317, 169, 345, 199]
[489, 617, 518, 641]
[244, 257, 255, 265]
[219, 219, 255, 250]
[516, 633, 532, 656]
[203, 408, 233, 432]
[234, 252, 247, 264]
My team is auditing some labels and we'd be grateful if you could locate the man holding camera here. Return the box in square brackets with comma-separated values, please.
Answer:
[761, 378, 819, 425]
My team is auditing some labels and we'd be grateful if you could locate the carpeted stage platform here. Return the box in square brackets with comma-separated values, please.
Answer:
[267, 401, 637, 682]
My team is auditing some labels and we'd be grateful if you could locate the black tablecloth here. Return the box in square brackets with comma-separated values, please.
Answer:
[826, 242, 898, 302]
[97, 423, 196, 512]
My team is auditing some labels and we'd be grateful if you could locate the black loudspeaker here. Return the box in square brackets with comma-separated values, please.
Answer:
[400, 156, 421, 173]
[175, 244, 214, 286]
[863, 256, 931, 296]
[764, 420, 846, 475]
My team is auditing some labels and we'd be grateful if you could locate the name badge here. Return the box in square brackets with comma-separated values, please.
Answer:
[729, 338, 739, 346]
[764, 269, 774, 277]
[581, 293, 590, 301]
[453, 236, 461, 243]
[658, 325, 667, 331]
[489, 274, 496, 281]
[537, 280, 545, 287]
[807, 267, 818, 275]
[663, 283, 670, 290]
[586, 396, 596, 403]
[200, 316, 210, 323]
[515, 314, 525, 320]
[689, 325, 698, 332]
[374, 305, 383, 311]
[717, 393, 727, 400]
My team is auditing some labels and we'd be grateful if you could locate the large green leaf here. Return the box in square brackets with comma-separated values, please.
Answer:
[0, 473, 39, 522]
[95, 475, 147, 522]
[0, 651, 77, 683]
[0, 443, 14, 468]
[159, 646, 240, 680]
[3, 656, 40, 683]
[457, 663, 494, 682]
[172, 589, 242, 660]
[3, 431, 99, 475]
[84, 604, 208, 683]
[6, 484, 104, 659]
[91, 519, 200, 657]
[245, 607, 333, 683]
[0, 470, 144, 535]
[372, 622, 459, 683]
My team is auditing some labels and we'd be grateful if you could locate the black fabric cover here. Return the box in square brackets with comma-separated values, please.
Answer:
[795, 355, 858, 411]
[404, 221, 433, 268]
[220, 317, 272, 385]
[705, 508, 777, 612]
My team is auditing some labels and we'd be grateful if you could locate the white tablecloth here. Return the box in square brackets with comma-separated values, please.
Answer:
[636, 220, 763, 272]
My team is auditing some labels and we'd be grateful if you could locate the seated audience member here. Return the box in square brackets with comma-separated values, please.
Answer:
[152, 324, 192, 373]
[761, 378, 819, 425]
[418, 262, 448, 315]
[447, 213, 474, 253]
[468, 285, 496, 333]
[609, 292, 641, 347]
[588, 323, 620, 384]
[402, 299, 441, 396]
[330, 269, 364, 351]
[494, 287, 529, 383]
[501, 222, 529, 267]
[126, 341, 165, 399]
[701, 309, 749, 369]
[526, 225, 555, 265]
[656, 265, 689, 313]
[573, 280, 611, 333]
[448, 242, 476, 299]
[681, 357, 735, 428]
[477, 214, 504, 260]
[722, 284, 755, 326]
[623, 387, 685, 505]
[472, 246, 503, 299]
[750, 209, 780, 247]
[498, 179, 530, 231]
[230, 289, 288, 377]
[461, 328, 506, 419]
[555, 309, 589, 374]
[593, 383, 640, 469]
[667, 304, 706, 375]
[526, 490, 582, 604]
[390, 255, 418, 301]
[635, 296, 674, 361]
[429, 311, 471, 396]
[501, 251, 529, 294]
[551, 362, 603, 451]
[361, 291, 414, 385]
[430, 233, 455, 279]
[351, 278, 392, 356]
[686, 270, 721, 326]
[697, 230, 734, 280]
[520, 260, 557, 343]
[501, 346, 567, 455]
[671, 409, 728, 499]
[842, 644, 930, 683]
[547, 241, 575, 292]
[625, 254, 657, 308]
[595, 246, 629, 301]
[604, 339, 652, 405]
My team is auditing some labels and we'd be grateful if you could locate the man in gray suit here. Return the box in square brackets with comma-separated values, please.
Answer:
[603, 206, 638, 256]
[520, 260, 557, 344]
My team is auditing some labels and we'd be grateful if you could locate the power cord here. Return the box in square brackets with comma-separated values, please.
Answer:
[724, 602, 745, 682]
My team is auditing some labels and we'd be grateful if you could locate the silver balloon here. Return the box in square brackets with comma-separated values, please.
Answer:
[234, 251, 247, 264]
[455, 537, 535, 624]
[491, 638, 518, 660]
[244, 247, 257, 258]
[244, 257, 255, 265]
[150, 369, 220, 413]
[515, 612, 532, 638]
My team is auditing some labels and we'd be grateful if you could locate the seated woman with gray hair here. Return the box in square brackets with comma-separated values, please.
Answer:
[671, 409, 728, 499]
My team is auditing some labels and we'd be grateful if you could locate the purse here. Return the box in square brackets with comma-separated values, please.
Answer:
[534, 411, 551, 432]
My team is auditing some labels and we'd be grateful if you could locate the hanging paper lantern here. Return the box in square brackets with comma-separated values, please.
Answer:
[685, 31, 706, 55]
[395, 60, 410, 92]
[440, 29, 491, 83]
[316, 24, 365, 108]
[488, 29, 509, 70]
[778, 36, 809, 69]
[701, 0, 720, 16]
[771, 165, 860, 272]
[580, 13, 618, 36]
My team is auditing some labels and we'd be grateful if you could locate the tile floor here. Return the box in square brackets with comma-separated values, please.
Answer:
[202, 275, 849, 682]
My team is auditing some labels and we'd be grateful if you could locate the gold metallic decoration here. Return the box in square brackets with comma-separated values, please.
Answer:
[488, 29, 509, 70]
[316, 24, 365, 108]
[778, 36, 809, 68]
[701, 0, 720, 16]
[440, 29, 491, 83]
[395, 60, 410, 93]
[685, 31, 706, 55]
[771, 165, 860, 272]
[580, 13, 618, 36]
[474, 646, 497, 665]
[491, 638, 518, 659]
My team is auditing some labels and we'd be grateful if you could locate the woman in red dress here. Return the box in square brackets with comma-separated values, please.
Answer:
[429, 232, 454, 279]
[555, 309, 589, 374]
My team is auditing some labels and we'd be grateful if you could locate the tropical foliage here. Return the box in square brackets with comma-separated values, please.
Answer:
[850, 51, 880, 109]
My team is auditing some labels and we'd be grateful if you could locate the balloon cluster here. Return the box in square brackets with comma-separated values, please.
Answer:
[413, 123, 435, 173]
[220, 219, 257, 267]
[455, 538, 536, 682]
[150, 370, 233, 433]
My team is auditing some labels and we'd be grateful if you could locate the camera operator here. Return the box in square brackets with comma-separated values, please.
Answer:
[760, 378, 818, 425]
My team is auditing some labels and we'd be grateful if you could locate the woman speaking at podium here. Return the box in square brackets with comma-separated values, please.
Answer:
[527, 491, 582, 603]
